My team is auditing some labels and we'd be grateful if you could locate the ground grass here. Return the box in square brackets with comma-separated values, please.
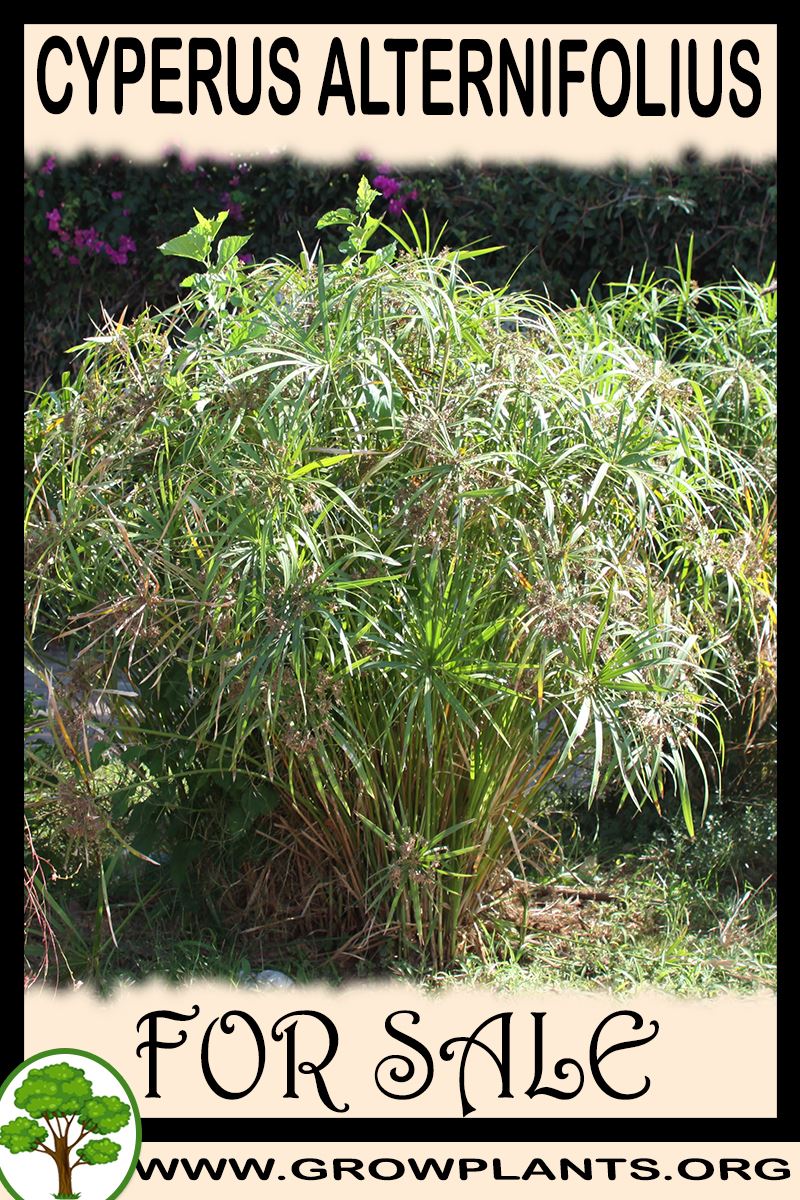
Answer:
[426, 859, 776, 996]
[27, 789, 775, 997]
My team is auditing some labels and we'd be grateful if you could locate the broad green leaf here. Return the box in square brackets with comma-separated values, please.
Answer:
[158, 228, 210, 262]
[317, 208, 356, 229]
[356, 175, 379, 213]
[193, 208, 228, 238]
[217, 234, 253, 267]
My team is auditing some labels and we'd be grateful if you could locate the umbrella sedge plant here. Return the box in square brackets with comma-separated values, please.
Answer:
[24, 181, 775, 971]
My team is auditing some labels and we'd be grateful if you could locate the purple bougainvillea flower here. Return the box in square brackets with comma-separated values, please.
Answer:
[37, 188, 45, 198]
[220, 192, 244, 222]
[111, 190, 124, 201]
[45, 208, 61, 231]
[230, 174, 241, 187]
[373, 174, 401, 198]
[238, 252, 255, 265]
[387, 196, 407, 216]
[122, 208, 131, 217]
[74, 227, 105, 254]
[118, 235, 137, 254]
[40, 156, 56, 175]
[58, 230, 70, 243]
[67, 255, 80, 266]
[75, 229, 94, 251]
[50, 244, 62, 257]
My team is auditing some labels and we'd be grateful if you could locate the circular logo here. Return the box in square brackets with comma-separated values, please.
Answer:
[0, 1049, 141, 1200]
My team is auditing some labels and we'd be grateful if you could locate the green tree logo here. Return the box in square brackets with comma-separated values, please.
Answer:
[0, 1051, 140, 1200]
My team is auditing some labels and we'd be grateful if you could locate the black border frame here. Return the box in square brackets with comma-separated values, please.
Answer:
[19, 17, 792, 1151]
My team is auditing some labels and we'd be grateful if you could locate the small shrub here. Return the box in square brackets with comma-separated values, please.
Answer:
[24, 186, 776, 968]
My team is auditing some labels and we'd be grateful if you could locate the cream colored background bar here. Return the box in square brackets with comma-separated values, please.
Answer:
[24, 24, 776, 165]
[25, 983, 776, 1119]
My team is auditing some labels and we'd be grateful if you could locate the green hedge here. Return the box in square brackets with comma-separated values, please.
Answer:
[24, 154, 776, 390]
